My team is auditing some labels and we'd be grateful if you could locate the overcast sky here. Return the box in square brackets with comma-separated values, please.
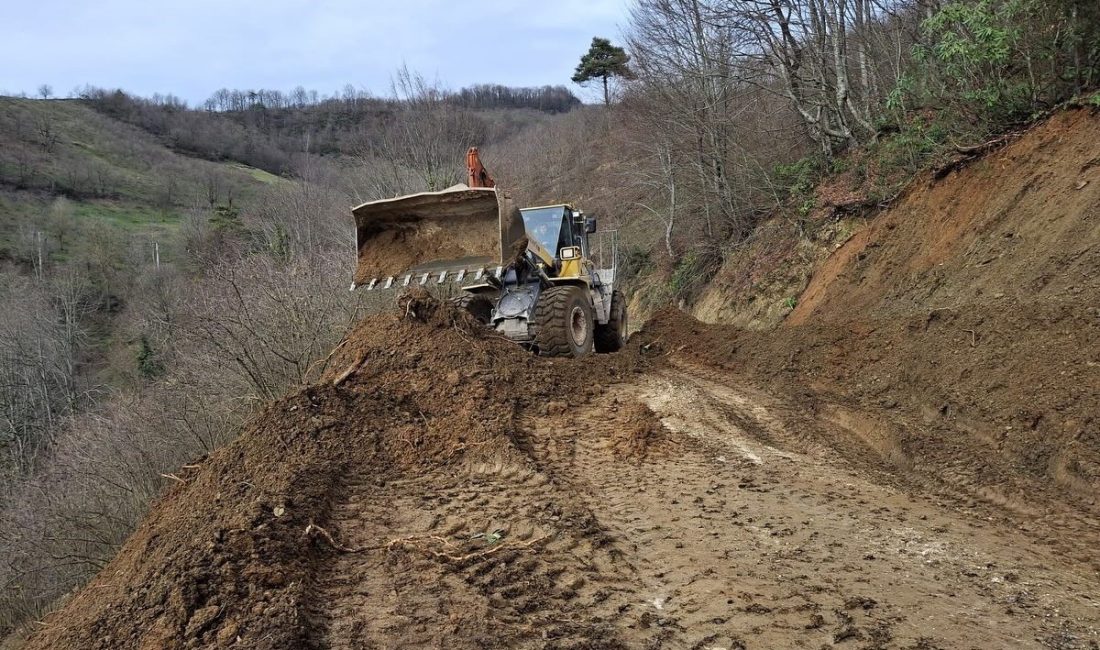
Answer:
[1, 0, 630, 104]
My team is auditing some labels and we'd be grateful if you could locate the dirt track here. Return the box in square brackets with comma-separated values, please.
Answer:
[301, 357, 1099, 649]
[299, 365, 1091, 646]
[19, 303, 1100, 650]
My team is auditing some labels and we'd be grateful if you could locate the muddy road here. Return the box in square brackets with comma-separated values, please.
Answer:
[303, 360, 1098, 649]
[20, 299, 1099, 650]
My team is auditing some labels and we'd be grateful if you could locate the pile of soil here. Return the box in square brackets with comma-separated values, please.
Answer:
[635, 107, 1100, 560]
[608, 402, 676, 461]
[352, 187, 524, 283]
[23, 294, 645, 650]
[353, 220, 498, 283]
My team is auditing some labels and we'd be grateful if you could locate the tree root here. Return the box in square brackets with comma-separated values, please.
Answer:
[388, 533, 551, 562]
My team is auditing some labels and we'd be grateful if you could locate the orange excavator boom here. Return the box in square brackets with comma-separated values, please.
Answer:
[466, 147, 495, 188]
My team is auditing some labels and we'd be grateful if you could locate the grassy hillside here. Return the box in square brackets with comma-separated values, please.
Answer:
[0, 97, 285, 263]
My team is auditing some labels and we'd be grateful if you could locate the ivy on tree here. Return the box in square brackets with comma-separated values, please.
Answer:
[572, 37, 632, 107]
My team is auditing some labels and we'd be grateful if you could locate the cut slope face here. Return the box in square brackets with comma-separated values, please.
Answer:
[637, 108, 1100, 542]
[790, 108, 1100, 324]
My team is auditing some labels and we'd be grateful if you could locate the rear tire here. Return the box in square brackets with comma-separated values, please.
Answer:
[594, 289, 628, 353]
[450, 292, 494, 325]
[533, 286, 594, 358]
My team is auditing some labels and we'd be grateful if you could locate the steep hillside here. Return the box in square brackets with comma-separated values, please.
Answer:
[789, 109, 1099, 325]
[647, 107, 1100, 538]
[0, 97, 283, 262]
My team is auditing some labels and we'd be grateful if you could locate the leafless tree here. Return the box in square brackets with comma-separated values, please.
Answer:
[353, 67, 488, 199]
[625, 0, 809, 247]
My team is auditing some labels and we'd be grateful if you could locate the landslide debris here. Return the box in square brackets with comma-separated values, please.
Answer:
[23, 293, 644, 650]
[632, 108, 1100, 562]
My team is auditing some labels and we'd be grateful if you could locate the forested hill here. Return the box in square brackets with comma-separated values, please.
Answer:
[0, 79, 585, 273]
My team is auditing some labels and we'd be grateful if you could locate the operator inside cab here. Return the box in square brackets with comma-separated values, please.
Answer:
[520, 206, 581, 259]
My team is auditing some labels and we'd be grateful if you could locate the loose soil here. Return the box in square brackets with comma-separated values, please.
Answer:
[21, 109, 1100, 649]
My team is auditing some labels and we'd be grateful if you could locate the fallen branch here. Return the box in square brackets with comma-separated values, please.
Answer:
[332, 352, 368, 386]
[307, 337, 350, 379]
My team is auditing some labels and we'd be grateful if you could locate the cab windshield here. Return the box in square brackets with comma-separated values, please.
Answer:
[520, 206, 567, 256]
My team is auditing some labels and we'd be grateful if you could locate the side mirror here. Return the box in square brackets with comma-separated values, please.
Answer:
[584, 215, 597, 234]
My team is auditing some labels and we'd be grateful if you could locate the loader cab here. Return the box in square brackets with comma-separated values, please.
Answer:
[520, 205, 594, 262]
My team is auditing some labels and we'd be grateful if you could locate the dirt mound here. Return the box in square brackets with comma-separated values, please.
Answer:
[23, 295, 646, 650]
[608, 402, 676, 461]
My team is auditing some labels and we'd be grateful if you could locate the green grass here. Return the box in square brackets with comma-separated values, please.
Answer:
[0, 98, 283, 210]
[0, 98, 304, 267]
[0, 192, 183, 265]
[72, 201, 181, 232]
[229, 163, 283, 184]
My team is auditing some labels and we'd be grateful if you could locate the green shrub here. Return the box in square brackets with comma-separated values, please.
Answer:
[907, 0, 1100, 130]
[617, 245, 653, 287]
[136, 336, 164, 378]
[773, 157, 823, 217]
[668, 249, 721, 302]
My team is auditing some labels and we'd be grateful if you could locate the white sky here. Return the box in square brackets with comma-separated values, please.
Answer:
[1, 0, 630, 104]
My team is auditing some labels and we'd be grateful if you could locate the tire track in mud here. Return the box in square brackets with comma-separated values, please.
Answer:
[518, 364, 1100, 649]
[303, 456, 661, 648]
[296, 352, 1099, 649]
[673, 360, 1100, 571]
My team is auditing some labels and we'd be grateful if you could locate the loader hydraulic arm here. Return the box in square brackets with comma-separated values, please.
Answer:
[465, 146, 554, 271]
[466, 147, 495, 188]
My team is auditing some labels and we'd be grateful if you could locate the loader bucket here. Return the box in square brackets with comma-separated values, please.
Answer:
[351, 185, 526, 286]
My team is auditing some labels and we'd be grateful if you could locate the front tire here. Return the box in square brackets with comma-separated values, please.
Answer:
[533, 286, 595, 358]
[450, 292, 494, 325]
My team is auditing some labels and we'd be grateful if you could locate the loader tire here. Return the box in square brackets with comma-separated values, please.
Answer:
[450, 293, 494, 325]
[594, 289, 628, 353]
[533, 286, 594, 358]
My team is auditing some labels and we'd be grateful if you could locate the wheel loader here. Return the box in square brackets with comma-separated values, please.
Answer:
[350, 148, 627, 357]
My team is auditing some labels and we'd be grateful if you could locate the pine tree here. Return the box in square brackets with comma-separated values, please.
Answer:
[571, 37, 632, 107]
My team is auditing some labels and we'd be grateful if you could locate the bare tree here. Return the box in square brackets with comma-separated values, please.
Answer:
[625, 0, 808, 245]
[354, 67, 488, 199]
[624, 137, 679, 259]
